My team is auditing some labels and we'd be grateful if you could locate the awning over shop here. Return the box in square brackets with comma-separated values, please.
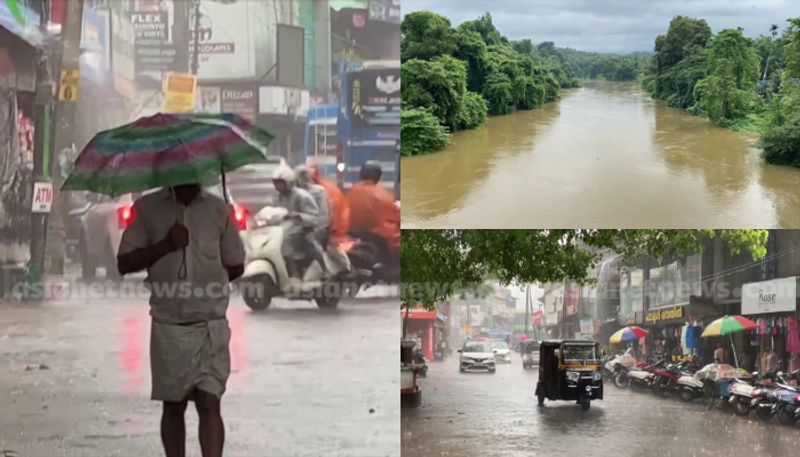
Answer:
[0, 1, 43, 47]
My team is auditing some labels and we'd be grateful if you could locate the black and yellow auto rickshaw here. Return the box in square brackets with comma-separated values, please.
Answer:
[535, 340, 604, 410]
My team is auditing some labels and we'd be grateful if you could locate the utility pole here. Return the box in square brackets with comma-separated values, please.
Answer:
[46, 0, 84, 274]
[28, 9, 54, 287]
[524, 284, 530, 337]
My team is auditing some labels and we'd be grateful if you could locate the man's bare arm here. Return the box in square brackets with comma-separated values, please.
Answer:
[117, 224, 189, 275]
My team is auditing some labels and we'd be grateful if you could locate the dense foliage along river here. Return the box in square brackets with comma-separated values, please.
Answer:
[401, 80, 800, 228]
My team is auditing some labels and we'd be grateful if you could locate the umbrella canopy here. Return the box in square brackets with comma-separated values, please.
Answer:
[700, 315, 757, 337]
[609, 326, 648, 344]
[62, 113, 274, 196]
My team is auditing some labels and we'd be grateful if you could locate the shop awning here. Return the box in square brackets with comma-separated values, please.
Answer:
[0, 2, 43, 47]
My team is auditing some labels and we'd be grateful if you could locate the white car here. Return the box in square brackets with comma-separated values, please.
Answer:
[459, 342, 496, 373]
[491, 340, 512, 363]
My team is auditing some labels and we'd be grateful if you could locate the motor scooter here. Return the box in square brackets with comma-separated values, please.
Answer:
[752, 370, 800, 424]
[239, 206, 352, 310]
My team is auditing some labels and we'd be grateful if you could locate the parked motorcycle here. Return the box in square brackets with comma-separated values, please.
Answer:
[626, 359, 663, 391]
[605, 353, 637, 388]
[650, 361, 691, 398]
[725, 369, 782, 416]
[751, 370, 800, 424]
[676, 370, 705, 402]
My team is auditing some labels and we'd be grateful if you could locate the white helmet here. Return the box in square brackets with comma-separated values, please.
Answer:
[272, 164, 296, 182]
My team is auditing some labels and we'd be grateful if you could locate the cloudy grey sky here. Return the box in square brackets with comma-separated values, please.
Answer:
[402, 0, 798, 54]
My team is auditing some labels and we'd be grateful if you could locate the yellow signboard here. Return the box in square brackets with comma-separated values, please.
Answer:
[644, 306, 684, 324]
[58, 70, 80, 102]
[163, 72, 197, 113]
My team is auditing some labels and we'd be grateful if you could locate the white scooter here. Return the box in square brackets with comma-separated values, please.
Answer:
[238, 206, 351, 310]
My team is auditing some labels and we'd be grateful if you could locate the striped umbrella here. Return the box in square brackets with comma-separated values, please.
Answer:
[62, 113, 274, 197]
[700, 315, 757, 337]
[700, 315, 758, 368]
[609, 326, 648, 344]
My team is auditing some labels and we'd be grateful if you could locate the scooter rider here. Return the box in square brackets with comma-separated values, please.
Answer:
[271, 165, 326, 282]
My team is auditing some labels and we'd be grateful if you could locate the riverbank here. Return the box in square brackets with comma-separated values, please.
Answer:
[401, 80, 800, 228]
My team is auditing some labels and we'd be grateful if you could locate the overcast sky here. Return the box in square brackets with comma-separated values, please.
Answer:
[401, 0, 798, 54]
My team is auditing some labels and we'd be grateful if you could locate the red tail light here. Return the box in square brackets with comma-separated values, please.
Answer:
[230, 204, 247, 231]
[117, 205, 133, 229]
[339, 237, 356, 252]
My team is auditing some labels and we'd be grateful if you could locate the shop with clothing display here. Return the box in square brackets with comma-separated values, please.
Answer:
[739, 277, 800, 374]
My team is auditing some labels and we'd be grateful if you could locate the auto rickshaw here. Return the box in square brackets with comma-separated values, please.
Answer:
[535, 340, 604, 410]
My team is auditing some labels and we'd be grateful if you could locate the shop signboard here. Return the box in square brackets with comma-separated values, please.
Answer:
[349, 67, 400, 127]
[220, 84, 258, 122]
[644, 305, 685, 325]
[742, 277, 798, 315]
[80, 7, 110, 84]
[197, 86, 221, 113]
[31, 182, 53, 213]
[131, 2, 175, 76]
[163, 72, 196, 113]
[191, 0, 256, 80]
[258, 86, 310, 117]
[110, 9, 136, 98]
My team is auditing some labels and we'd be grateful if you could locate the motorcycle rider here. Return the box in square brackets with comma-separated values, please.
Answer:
[271, 165, 326, 282]
[308, 164, 350, 247]
[346, 161, 400, 253]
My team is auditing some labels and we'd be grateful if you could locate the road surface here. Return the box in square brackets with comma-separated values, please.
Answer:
[0, 281, 399, 457]
[402, 354, 799, 457]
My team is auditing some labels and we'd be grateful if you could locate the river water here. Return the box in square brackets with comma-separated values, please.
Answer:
[401, 80, 800, 228]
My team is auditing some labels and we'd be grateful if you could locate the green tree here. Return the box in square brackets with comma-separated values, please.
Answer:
[652, 16, 712, 104]
[692, 29, 760, 124]
[401, 56, 468, 131]
[453, 29, 489, 93]
[482, 71, 515, 115]
[455, 91, 488, 130]
[401, 230, 768, 309]
[400, 11, 458, 61]
[457, 13, 503, 46]
[400, 108, 451, 156]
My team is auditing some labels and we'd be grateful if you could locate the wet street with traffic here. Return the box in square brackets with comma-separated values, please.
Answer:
[0, 279, 399, 457]
[401, 354, 800, 457]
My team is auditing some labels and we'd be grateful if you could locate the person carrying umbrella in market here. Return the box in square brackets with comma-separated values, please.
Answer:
[62, 112, 274, 457]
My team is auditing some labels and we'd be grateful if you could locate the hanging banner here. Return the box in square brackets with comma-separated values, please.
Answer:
[163, 72, 196, 113]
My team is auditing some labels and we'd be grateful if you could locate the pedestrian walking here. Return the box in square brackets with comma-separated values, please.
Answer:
[117, 183, 245, 457]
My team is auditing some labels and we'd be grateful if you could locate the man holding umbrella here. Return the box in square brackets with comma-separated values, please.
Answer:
[117, 183, 245, 457]
[62, 113, 275, 457]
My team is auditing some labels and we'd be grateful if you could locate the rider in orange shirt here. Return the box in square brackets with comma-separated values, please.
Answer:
[346, 161, 399, 251]
[308, 164, 350, 245]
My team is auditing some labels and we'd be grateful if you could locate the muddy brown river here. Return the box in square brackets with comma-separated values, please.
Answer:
[401, 80, 800, 228]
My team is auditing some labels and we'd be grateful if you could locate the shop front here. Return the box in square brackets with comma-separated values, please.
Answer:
[0, 4, 41, 287]
[740, 277, 800, 374]
[403, 309, 446, 361]
[643, 306, 688, 357]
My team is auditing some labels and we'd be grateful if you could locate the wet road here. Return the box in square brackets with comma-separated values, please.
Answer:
[402, 356, 799, 457]
[402, 80, 800, 228]
[0, 283, 399, 457]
